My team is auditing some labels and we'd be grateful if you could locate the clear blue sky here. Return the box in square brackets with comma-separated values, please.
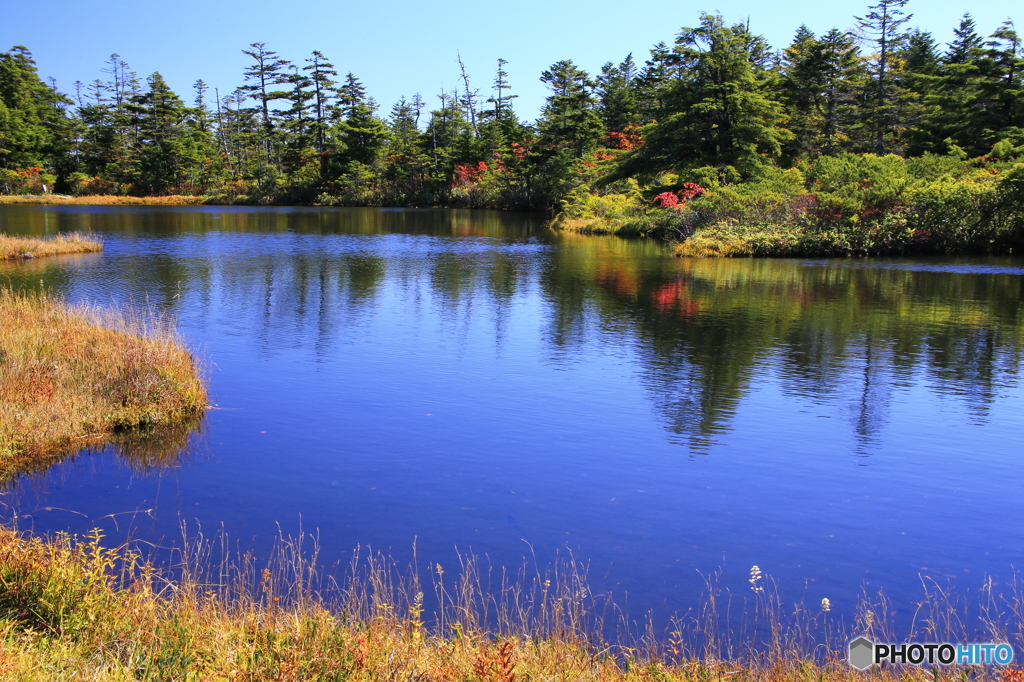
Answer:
[2, 0, 1014, 123]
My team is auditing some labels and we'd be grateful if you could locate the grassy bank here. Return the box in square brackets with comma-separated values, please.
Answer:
[0, 289, 207, 465]
[0, 526, 1019, 681]
[0, 233, 103, 260]
[554, 153, 1024, 257]
[0, 195, 208, 206]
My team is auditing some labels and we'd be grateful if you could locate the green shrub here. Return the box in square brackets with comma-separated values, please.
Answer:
[802, 154, 912, 218]
[0, 529, 118, 637]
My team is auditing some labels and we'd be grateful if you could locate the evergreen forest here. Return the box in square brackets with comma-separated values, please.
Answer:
[2, 0, 1024, 255]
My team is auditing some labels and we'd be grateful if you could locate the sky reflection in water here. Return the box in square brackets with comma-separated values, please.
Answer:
[1, 204, 1022, 624]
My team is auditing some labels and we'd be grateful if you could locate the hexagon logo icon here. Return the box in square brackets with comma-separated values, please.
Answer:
[849, 636, 875, 670]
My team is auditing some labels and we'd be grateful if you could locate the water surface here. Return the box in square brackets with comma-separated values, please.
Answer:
[2, 204, 1022, 623]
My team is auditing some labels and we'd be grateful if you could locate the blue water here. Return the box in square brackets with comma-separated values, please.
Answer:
[2, 204, 1022, 627]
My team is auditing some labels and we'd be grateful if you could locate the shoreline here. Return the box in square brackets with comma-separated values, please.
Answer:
[0, 195, 537, 210]
[0, 525, 1016, 681]
[551, 158, 1024, 258]
[3, 193, 1022, 260]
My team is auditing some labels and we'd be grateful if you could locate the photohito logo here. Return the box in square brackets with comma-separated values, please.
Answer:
[848, 637, 1015, 670]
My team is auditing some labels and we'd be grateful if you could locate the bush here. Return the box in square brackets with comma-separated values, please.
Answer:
[801, 154, 912, 219]
[0, 167, 57, 195]
[0, 528, 119, 637]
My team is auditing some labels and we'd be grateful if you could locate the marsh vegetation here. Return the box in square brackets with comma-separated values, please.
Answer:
[0, 289, 207, 467]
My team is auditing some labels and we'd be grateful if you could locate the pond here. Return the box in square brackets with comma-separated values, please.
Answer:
[1, 204, 1022, 627]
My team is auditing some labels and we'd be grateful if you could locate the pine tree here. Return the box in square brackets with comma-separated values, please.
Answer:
[946, 14, 985, 65]
[614, 14, 790, 181]
[128, 72, 197, 194]
[537, 60, 602, 159]
[782, 27, 865, 158]
[855, 0, 913, 153]
[240, 42, 292, 168]
[920, 15, 990, 154]
[330, 74, 388, 179]
[424, 88, 474, 177]
[479, 59, 524, 160]
[72, 54, 142, 188]
[633, 42, 676, 124]
[185, 79, 222, 190]
[978, 22, 1023, 139]
[389, 96, 419, 153]
[896, 29, 941, 155]
[781, 26, 821, 156]
[597, 54, 639, 134]
[383, 95, 431, 200]
[0, 45, 74, 174]
[484, 58, 517, 122]
[278, 65, 316, 178]
[303, 50, 337, 175]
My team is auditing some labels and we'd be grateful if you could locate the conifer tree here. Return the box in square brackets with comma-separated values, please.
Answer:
[0, 46, 74, 173]
[633, 42, 677, 124]
[383, 96, 431, 200]
[614, 14, 789, 181]
[128, 72, 196, 194]
[597, 54, 639, 134]
[946, 14, 985, 65]
[896, 29, 941, 154]
[241, 42, 292, 169]
[856, 0, 913, 153]
[485, 58, 517, 122]
[330, 74, 388, 180]
[537, 60, 602, 159]
[278, 65, 316, 178]
[303, 50, 337, 175]
[976, 22, 1023, 140]
[919, 15, 990, 154]
[783, 27, 865, 158]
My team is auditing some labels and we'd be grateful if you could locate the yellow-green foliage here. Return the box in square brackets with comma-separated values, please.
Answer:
[0, 529, 120, 638]
[802, 153, 913, 217]
[555, 180, 646, 233]
[991, 138, 1024, 162]
[0, 526, 1013, 681]
[0, 169, 57, 195]
[695, 166, 810, 219]
[903, 175, 999, 246]
[563, 191, 639, 221]
[0, 233, 102, 260]
[673, 220, 821, 257]
[667, 156, 1024, 257]
[0, 289, 207, 461]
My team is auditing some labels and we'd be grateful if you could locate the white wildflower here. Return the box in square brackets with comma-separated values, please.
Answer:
[749, 565, 763, 593]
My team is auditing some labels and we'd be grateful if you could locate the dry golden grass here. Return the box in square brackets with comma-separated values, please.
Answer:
[0, 233, 103, 260]
[0, 288, 207, 465]
[0, 195, 206, 206]
[0, 525, 1020, 681]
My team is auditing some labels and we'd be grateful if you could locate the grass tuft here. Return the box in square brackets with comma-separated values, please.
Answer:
[0, 288, 207, 465]
[0, 233, 103, 260]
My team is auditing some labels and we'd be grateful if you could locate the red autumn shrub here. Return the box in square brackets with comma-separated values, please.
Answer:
[652, 192, 679, 208]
